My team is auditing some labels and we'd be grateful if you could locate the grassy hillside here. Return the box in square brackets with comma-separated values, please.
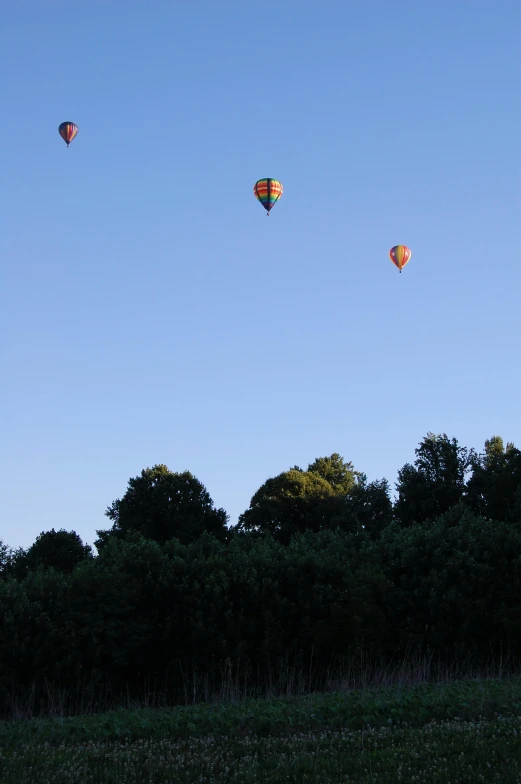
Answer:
[1, 675, 520, 782]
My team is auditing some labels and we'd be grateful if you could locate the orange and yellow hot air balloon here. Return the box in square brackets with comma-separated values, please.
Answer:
[58, 122, 78, 147]
[389, 245, 412, 273]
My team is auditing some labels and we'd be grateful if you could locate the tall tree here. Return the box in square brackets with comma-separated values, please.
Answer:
[467, 436, 521, 524]
[96, 465, 229, 550]
[233, 468, 338, 544]
[338, 474, 393, 539]
[7, 530, 92, 579]
[307, 453, 359, 495]
[26, 529, 92, 573]
[0, 541, 16, 581]
[394, 433, 475, 527]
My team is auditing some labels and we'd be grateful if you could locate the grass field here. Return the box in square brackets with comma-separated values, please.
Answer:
[1, 675, 521, 782]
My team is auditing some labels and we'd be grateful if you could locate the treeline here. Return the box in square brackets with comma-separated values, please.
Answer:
[1, 432, 520, 718]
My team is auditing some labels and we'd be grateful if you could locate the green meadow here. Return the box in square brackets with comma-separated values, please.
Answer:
[1, 675, 520, 783]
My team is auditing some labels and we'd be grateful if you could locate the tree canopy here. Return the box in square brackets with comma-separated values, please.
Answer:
[96, 464, 229, 550]
[467, 436, 521, 524]
[234, 467, 338, 544]
[394, 433, 475, 527]
[306, 453, 359, 495]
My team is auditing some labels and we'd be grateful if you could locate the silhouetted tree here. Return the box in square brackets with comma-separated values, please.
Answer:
[96, 464, 229, 551]
[21, 529, 93, 575]
[467, 436, 521, 524]
[0, 541, 15, 581]
[394, 433, 475, 527]
[333, 474, 393, 539]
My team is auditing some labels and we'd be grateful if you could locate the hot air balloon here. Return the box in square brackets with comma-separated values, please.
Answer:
[253, 178, 283, 215]
[389, 245, 412, 273]
[58, 122, 78, 147]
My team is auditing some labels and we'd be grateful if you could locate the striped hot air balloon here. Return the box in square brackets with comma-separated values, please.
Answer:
[389, 245, 412, 273]
[253, 178, 283, 215]
[58, 122, 78, 147]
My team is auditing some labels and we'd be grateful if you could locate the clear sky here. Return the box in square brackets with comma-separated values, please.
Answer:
[1, 0, 519, 551]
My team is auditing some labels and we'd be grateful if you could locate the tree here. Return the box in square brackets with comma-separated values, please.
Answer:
[96, 465, 229, 551]
[0, 540, 16, 581]
[2, 545, 28, 581]
[394, 433, 475, 527]
[8, 530, 92, 579]
[467, 436, 521, 524]
[233, 468, 338, 544]
[307, 453, 359, 495]
[377, 503, 521, 657]
[333, 474, 393, 539]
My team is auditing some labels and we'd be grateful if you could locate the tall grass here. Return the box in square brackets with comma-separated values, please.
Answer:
[1, 642, 518, 722]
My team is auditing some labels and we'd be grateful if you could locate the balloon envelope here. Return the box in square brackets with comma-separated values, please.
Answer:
[254, 178, 283, 213]
[389, 245, 412, 271]
[59, 122, 78, 146]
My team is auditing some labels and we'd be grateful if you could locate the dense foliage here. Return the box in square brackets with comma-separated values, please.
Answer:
[1, 432, 520, 718]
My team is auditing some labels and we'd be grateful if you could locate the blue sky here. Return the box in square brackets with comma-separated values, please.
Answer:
[1, 0, 519, 550]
